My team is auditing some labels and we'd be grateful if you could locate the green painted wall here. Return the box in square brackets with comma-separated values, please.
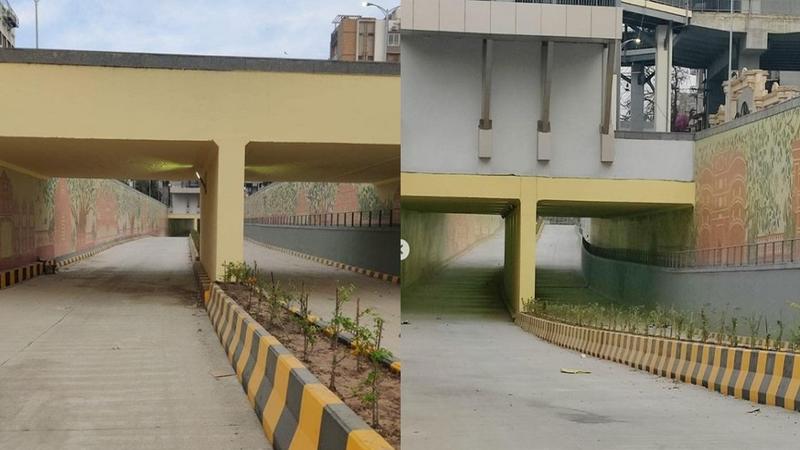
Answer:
[401, 211, 502, 288]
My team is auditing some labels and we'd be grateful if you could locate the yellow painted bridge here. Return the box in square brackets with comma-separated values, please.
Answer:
[0, 49, 400, 280]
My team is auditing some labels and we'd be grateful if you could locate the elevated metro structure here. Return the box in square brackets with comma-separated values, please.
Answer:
[0, 49, 400, 280]
[619, 0, 800, 130]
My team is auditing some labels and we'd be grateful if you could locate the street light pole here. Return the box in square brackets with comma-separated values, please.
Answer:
[34, 0, 39, 49]
[618, 37, 641, 130]
[362, 2, 399, 62]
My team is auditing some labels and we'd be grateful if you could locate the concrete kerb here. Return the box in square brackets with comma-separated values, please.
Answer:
[517, 313, 800, 413]
[204, 284, 394, 450]
[0, 261, 44, 290]
[245, 238, 400, 285]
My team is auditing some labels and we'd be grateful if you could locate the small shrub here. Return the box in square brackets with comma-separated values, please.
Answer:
[729, 317, 739, 347]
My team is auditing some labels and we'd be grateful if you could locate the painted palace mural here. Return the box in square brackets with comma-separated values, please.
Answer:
[0, 166, 167, 271]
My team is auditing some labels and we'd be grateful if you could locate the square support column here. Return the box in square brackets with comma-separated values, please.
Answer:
[654, 24, 673, 132]
[503, 183, 537, 316]
[630, 62, 646, 131]
[199, 139, 246, 281]
[537, 41, 553, 162]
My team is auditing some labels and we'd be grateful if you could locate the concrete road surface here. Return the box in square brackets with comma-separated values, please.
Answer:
[244, 239, 401, 357]
[402, 229, 800, 450]
[0, 237, 269, 450]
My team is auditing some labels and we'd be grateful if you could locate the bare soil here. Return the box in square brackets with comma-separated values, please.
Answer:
[220, 283, 401, 449]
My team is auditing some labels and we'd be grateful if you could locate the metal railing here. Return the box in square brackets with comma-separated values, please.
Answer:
[643, 1, 800, 15]
[584, 237, 800, 269]
[488, 0, 619, 6]
[245, 208, 400, 228]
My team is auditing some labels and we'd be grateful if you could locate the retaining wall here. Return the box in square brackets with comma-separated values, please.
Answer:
[582, 245, 800, 329]
[517, 313, 800, 413]
[244, 224, 399, 276]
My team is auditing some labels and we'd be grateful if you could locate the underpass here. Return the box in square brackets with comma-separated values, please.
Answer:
[0, 237, 269, 449]
[401, 230, 800, 450]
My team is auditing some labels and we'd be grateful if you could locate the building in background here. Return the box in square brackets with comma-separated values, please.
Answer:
[167, 180, 200, 236]
[330, 10, 400, 63]
[0, 0, 17, 48]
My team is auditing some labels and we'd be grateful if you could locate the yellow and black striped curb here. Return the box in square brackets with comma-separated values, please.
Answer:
[517, 313, 800, 413]
[55, 235, 151, 268]
[0, 262, 45, 290]
[246, 239, 399, 285]
[0, 235, 150, 291]
[205, 284, 394, 450]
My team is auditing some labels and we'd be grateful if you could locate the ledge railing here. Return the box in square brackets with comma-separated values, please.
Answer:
[245, 208, 400, 228]
[583, 237, 800, 269]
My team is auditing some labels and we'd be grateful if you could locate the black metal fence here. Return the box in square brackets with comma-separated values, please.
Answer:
[646, 1, 800, 15]
[584, 237, 800, 269]
[245, 208, 400, 228]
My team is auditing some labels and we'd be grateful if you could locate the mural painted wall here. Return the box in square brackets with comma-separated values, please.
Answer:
[0, 166, 167, 271]
[244, 182, 400, 219]
[591, 105, 800, 254]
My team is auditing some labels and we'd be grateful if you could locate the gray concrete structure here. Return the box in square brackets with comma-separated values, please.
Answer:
[582, 242, 800, 329]
[0, 237, 269, 449]
[244, 223, 400, 276]
[401, 35, 692, 180]
[402, 229, 800, 450]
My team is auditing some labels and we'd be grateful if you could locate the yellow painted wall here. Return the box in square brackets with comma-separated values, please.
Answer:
[0, 63, 399, 146]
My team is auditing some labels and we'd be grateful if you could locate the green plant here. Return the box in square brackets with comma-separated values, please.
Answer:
[291, 284, 318, 362]
[790, 303, 800, 351]
[777, 316, 785, 350]
[672, 309, 686, 339]
[348, 297, 374, 372]
[746, 313, 762, 348]
[329, 283, 355, 393]
[700, 309, 709, 342]
[355, 316, 391, 429]
[718, 310, 727, 345]
[685, 313, 696, 341]
[729, 316, 739, 347]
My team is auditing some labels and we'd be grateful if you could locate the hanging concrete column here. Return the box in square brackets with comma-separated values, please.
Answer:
[538, 41, 553, 162]
[601, 39, 618, 162]
[200, 138, 246, 280]
[654, 24, 673, 132]
[479, 38, 494, 159]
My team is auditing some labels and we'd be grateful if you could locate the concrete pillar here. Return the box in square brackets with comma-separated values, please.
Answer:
[200, 139, 246, 280]
[630, 63, 645, 131]
[503, 184, 537, 316]
[537, 41, 553, 162]
[374, 19, 387, 62]
[601, 39, 618, 162]
[654, 24, 673, 132]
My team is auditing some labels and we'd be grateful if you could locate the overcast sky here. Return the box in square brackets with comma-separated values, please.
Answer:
[9, 0, 382, 59]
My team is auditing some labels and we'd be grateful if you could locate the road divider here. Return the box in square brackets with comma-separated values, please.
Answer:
[204, 284, 394, 450]
[517, 313, 800, 413]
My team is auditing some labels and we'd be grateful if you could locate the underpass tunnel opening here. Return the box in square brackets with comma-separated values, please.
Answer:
[240, 141, 401, 282]
[536, 202, 697, 317]
[0, 137, 215, 279]
[400, 197, 515, 318]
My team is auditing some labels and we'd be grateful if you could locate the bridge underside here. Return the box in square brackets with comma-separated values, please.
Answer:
[0, 50, 400, 280]
[401, 172, 695, 315]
